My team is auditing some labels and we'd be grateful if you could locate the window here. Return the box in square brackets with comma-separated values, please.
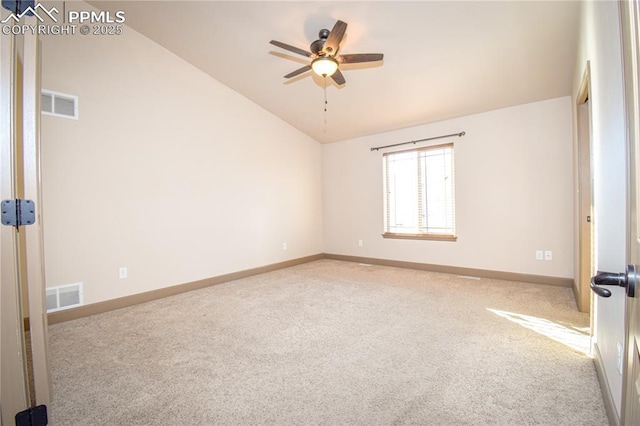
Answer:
[383, 143, 456, 240]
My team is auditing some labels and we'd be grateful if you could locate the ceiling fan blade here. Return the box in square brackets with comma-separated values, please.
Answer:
[284, 65, 312, 78]
[323, 20, 347, 56]
[331, 69, 346, 85]
[339, 53, 384, 64]
[270, 40, 312, 58]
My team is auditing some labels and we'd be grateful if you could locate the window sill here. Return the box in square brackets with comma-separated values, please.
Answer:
[382, 233, 457, 242]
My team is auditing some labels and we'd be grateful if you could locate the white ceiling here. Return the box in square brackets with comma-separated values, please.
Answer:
[89, 1, 580, 143]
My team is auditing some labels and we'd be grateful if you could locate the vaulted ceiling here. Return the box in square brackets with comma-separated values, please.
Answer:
[89, 1, 580, 143]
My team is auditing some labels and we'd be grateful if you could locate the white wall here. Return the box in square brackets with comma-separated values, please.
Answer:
[323, 97, 574, 279]
[574, 0, 627, 417]
[40, 10, 323, 304]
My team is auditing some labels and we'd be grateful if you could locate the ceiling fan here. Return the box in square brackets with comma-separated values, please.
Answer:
[270, 19, 384, 86]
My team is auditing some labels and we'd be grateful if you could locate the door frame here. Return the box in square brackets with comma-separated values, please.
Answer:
[576, 62, 594, 315]
[22, 27, 52, 407]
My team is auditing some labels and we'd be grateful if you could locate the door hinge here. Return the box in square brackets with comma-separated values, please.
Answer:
[15, 405, 48, 426]
[1, 199, 36, 227]
[587, 215, 591, 222]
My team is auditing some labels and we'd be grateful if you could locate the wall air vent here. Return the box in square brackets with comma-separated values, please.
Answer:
[46, 283, 83, 312]
[41, 89, 78, 119]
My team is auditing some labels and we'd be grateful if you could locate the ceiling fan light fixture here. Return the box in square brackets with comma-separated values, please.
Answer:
[311, 56, 338, 77]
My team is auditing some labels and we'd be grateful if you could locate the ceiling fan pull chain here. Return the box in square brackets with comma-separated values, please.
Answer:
[323, 77, 328, 133]
[324, 78, 328, 112]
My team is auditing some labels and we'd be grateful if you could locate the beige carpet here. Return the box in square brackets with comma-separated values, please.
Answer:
[48, 259, 608, 425]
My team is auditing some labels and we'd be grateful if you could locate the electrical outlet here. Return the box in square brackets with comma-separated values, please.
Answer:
[282, 242, 287, 250]
[535, 250, 543, 260]
[544, 250, 553, 261]
[358, 239, 363, 247]
[119, 267, 127, 279]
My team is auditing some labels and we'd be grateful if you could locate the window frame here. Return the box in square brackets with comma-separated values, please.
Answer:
[382, 142, 457, 242]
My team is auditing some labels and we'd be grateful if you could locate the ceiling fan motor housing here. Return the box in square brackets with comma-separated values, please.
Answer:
[311, 28, 332, 55]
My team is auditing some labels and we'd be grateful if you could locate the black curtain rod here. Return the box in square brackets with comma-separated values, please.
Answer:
[370, 131, 466, 152]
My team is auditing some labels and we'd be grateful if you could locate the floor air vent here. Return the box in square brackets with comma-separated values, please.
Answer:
[46, 283, 83, 313]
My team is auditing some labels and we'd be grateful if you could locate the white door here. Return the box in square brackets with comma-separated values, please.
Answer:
[0, 9, 51, 424]
[621, 0, 640, 422]
[591, 0, 640, 423]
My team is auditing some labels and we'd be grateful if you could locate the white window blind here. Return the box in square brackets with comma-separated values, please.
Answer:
[383, 143, 456, 240]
